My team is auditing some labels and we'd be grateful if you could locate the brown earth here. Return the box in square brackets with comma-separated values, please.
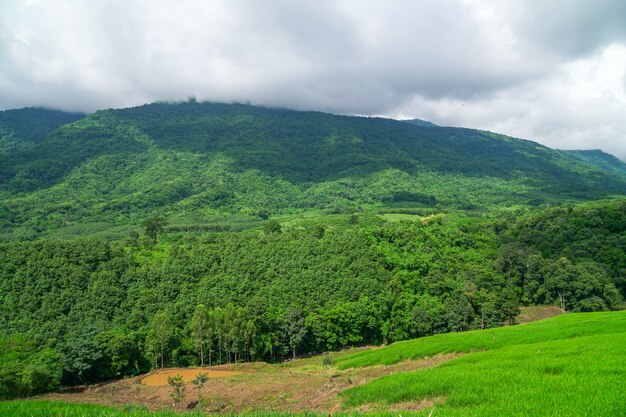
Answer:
[516, 305, 564, 324]
[141, 369, 244, 387]
[40, 352, 460, 413]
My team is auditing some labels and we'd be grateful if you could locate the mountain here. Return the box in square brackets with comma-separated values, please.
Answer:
[401, 118, 438, 127]
[561, 149, 626, 177]
[0, 101, 624, 240]
[0, 107, 85, 155]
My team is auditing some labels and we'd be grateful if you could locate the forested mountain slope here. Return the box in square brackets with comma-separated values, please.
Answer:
[0, 108, 84, 155]
[0, 101, 625, 240]
[561, 149, 626, 177]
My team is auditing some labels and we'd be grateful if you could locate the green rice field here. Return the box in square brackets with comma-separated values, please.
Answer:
[339, 311, 626, 416]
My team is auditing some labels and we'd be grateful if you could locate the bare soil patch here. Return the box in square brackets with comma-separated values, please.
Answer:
[517, 306, 564, 324]
[141, 368, 244, 386]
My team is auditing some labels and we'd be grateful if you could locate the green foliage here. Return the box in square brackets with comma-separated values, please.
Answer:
[0, 335, 62, 399]
[142, 215, 167, 244]
[282, 308, 307, 359]
[191, 372, 209, 387]
[562, 149, 626, 177]
[188, 305, 210, 366]
[0, 196, 623, 398]
[146, 311, 174, 368]
[500, 199, 626, 305]
[0, 108, 84, 157]
[166, 374, 185, 404]
[263, 219, 282, 234]
[191, 372, 209, 402]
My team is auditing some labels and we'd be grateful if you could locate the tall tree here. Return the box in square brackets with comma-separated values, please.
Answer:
[189, 304, 209, 366]
[146, 311, 173, 368]
[281, 308, 307, 360]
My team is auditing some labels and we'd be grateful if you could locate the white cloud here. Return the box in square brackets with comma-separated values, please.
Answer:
[392, 44, 626, 159]
[0, 0, 625, 159]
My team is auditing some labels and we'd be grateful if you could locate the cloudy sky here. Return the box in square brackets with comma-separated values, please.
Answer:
[1, 0, 625, 159]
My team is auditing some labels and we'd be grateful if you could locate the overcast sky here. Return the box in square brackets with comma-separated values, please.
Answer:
[1, 0, 625, 159]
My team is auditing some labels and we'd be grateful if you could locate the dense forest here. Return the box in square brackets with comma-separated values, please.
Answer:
[0, 102, 624, 400]
[1, 199, 624, 398]
[1, 101, 625, 241]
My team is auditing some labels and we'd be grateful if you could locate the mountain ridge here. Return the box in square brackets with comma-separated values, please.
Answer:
[0, 101, 624, 240]
[561, 149, 626, 176]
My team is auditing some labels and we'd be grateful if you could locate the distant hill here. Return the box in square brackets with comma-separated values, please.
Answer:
[401, 118, 438, 127]
[561, 149, 626, 177]
[0, 101, 624, 239]
[0, 107, 85, 155]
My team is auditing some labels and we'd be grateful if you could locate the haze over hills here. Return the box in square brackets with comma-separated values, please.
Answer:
[0, 101, 625, 240]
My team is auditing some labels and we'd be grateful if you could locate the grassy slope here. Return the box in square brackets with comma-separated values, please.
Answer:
[336, 311, 626, 368]
[339, 311, 626, 416]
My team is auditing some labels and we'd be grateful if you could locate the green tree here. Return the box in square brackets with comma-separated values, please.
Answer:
[146, 311, 174, 368]
[95, 329, 141, 377]
[281, 308, 307, 360]
[191, 373, 209, 402]
[142, 214, 167, 244]
[189, 305, 209, 366]
[167, 374, 185, 406]
[263, 220, 282, 234]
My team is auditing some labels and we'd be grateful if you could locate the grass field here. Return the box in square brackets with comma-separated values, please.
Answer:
[335, 311, 626, 368]
[0, 401, 200, 417]
[0, 400, 396, 417]
[339, 311, 626, 416]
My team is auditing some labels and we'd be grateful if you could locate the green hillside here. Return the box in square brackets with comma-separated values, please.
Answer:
[0, 101, 625, 240]
[561, 149, 626, 177]
[0, 108, 84, 156]
[340, 311, 626, 416]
